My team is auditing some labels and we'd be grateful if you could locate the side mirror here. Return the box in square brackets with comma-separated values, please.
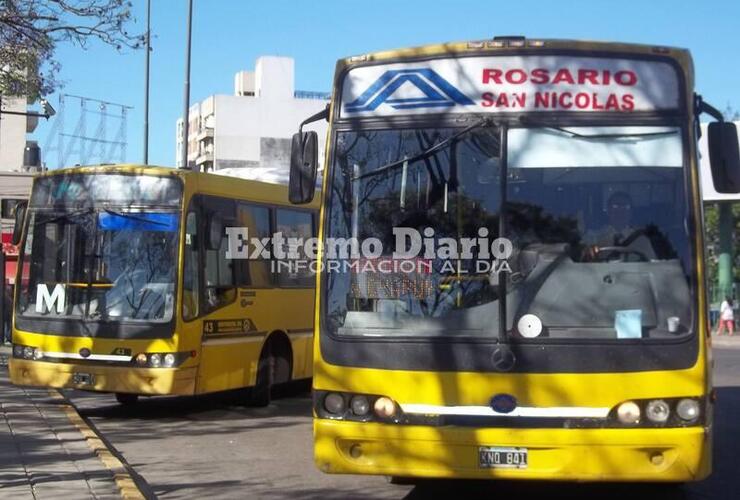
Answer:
[289, 131, 318, 204]
[11, 200, 28, 245]
[708, 122, 740, 193]
[206, 215, 224, 250]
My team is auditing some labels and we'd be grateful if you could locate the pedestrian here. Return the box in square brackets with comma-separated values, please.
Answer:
[717, 296, 735, 336]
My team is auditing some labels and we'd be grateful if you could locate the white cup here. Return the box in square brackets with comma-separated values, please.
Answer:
[667, 316, 680, 333]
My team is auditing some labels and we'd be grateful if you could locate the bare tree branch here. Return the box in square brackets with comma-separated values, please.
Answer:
[0, 0, 144, 98]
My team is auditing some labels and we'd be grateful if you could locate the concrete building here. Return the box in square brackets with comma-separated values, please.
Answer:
[176, 56, 329, 173]
[0, 96, 41, 172]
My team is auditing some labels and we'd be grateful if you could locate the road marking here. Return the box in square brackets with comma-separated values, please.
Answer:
[49, 389, 146, 500]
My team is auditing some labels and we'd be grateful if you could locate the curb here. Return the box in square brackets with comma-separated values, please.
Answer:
[48, 389, 146, 500]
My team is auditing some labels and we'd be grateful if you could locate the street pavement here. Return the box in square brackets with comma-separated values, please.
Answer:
[2, 337, 739, 499]
[0, 345, 122, 499]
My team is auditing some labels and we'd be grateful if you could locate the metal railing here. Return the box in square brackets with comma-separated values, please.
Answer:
[293, 90, 331, 101]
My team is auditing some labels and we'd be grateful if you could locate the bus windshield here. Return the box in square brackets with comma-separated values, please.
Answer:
[16, 174, 181, 324]
[324, 124, 693, 341]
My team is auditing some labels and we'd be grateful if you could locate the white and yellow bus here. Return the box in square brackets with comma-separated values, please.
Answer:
[288, 38, 740, 481]
[8, 165, 318, 405]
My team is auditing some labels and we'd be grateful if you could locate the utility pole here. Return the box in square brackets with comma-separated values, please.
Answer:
[180, 0, 193, 170]
[143, 0, 151, 164]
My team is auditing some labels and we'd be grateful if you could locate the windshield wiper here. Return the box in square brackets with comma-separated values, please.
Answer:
[35, 207, 94, 225]
[102, 208, 171, 227]
[518, 117, 678, 140]
[352, 117, 496, 181]
[548, 127, 677, 140]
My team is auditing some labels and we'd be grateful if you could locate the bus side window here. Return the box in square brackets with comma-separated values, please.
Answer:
[235, 202, 272, 287]
[275, 208, 315, 287]
[202, 196, 236, 313]
[182, 207, 200, 321]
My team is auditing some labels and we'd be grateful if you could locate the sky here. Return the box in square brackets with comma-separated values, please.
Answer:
[30, 0, 740, 169]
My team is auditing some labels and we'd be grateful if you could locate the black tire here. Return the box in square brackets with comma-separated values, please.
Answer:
[249, 337, 292, 407]
[115, 393, 139, 406]
[249, 347, 274, 407]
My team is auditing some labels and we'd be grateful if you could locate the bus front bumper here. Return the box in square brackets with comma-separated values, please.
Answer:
[9, 358, 197, 396]
[315, 420, 711, 482]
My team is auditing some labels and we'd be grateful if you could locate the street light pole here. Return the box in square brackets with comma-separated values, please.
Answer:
[180, 0, 193, 170]
[143, 0, 151, 165]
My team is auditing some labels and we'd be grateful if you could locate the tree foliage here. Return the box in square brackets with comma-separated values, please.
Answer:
[0, 0, 143, 99]
[703, 202, 740, 300]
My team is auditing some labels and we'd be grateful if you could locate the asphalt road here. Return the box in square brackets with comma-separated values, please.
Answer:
[65, 346, 740, 500]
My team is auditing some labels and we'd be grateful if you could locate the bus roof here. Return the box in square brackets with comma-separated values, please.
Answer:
[33, 164, 321, 208]
[338, 38, 692, 68]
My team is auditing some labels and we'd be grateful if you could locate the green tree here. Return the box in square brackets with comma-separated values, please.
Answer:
[703, 202, 740, 301]
[0, 0, 143, 99]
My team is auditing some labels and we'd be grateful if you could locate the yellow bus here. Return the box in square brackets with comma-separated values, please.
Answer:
[7, 165, 318, 406]
[288, 38, 740, 481]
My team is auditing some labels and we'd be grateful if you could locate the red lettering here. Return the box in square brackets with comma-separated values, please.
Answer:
[534, 92, 550, 108]
[531, 68, 549, 84]
[621, 94, 635, 111]
[602, 70, 611, 85]
[552, 69, 575, 85]
[513, 93, 526, 108]
[506, 69, 527, 84]
[615, 70, 637, 86]
[605, 94, 620, 110]
[482, 69, 503, 84]
[481, 92, 495, 107]
[575, 92, 590, 109]
[558, 92, 573, 108]
[578, 69, 599, 85]
[495, 93, 510, 107]
[591, 93, 605, 110]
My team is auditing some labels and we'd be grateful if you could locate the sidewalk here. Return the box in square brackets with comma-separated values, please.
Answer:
[0, 345, 122, 499]
[711, 329, 740, 348]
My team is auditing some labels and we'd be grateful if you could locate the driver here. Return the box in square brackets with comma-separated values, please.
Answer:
[583, 191, 655, 260]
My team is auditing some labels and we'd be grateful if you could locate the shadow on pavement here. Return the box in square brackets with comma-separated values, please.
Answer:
[70, 379, 312, 422]
[403, 480, 690, 500]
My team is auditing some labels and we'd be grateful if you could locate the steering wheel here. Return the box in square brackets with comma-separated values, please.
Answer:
[592, 246, 649, 262]
[619, 228, 650, 247]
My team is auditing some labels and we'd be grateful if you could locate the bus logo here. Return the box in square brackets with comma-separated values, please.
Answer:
[345, 68, 474, 113]
[490, 394, 517, 414]
[35, 284, 66, 314]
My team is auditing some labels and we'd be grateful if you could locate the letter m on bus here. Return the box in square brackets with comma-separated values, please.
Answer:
[36, 284, 66, 314]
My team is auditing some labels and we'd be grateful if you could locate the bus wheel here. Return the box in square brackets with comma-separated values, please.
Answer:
[250, 348, 274, 407]
[249, 336, 291, 407]
[115, 393, 139, 406]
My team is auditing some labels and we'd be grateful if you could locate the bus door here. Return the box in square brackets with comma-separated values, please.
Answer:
[183, 194, 272, 394]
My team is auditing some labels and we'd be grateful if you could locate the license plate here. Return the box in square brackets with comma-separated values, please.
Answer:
[478, 446, 528, 469]
[72, 372, 95, 386]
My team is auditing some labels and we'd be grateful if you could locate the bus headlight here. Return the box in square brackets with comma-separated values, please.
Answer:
[134, 353, 148, 366]
[32, 349, 44, 361]
[373, 396, 397, 419]
[163, 353, 176, 368]
[616, 401, 641, 425]
[645, 400, 670, 424]
[676, 399, 700, 422]
[13, 344, 24, 358]
[350, 395, 370, 416]
[23, 346, 35, 360]
[148, 353, 162, 368]
[324, 393, 345, 414]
